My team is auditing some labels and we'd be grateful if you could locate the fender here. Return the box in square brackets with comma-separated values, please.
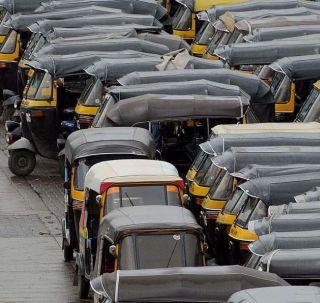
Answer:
[3, 95, 21, 107]
[76, 252, 85, 275]
[7, 137, 36, 153]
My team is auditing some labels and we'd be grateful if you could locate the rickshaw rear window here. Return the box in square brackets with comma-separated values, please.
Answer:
[119, 232, 201, 269]
[208, 170, 233, 201]
[172, 6, 192, 30]
[26, 71, 52, 100]
[236, 197, 262, 227]
[105, 184, 181, 213]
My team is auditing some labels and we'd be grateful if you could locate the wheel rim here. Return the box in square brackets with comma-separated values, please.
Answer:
[17, 156, 28, 169]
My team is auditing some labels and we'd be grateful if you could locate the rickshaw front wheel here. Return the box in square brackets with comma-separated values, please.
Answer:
[8, 149, 36, 176]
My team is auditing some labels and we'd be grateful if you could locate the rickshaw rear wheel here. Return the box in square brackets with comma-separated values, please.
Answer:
[63, 240, 73, 262]
[8, 149, 36, 176]
[78, 272, 90, 299]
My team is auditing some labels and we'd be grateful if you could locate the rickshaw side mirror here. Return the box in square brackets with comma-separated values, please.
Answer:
[109, 245, 117, 257]
[63, 181, 71, 190]
[96, 195, 102, 207]
[183, 194, 190, 207]
[155, 150, 162, 160]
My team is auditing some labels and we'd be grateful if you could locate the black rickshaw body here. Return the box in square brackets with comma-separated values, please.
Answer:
[90, 266, 288, 303]
[62, 127, 156, 259]
[229, 171, 320, 264]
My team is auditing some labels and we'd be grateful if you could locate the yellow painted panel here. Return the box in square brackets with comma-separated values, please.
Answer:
[229, 224, 258, 242]
[75, 103, 99, 116]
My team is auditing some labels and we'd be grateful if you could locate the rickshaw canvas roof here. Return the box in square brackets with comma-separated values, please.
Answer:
[295, 187, 320, 203]
[214, 39, 320, 66]
[0, 0, 49, 14]
[211, 122, 320, 135]
[269, 201, 320, 216]
[213, 146, 320, 174]
[85, 160, 180, 193]
[35, 0, 168, 21]
[229, 286, 320, 303]
[239, 172, 320, 205]
[200, 0, 299, 23]
[260, 248, 320, 279]
[64, 127, 156, 163]
[27, 51, 159, 77]
[105, 94, 249, 126]
[5, 6, 122, 31]
[118, 69, 272, 104]
[95, 266, 288, 302]
[28, 14, 163, 33]
[244, 24, 320, 42]
[249, 230, 320, 256]
[98, 206, 201, 241]
[263, 55, 320, 81]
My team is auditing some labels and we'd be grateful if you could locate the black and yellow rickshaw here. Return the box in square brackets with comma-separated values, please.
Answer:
[91, 266, 288, 303]
[259, 55, 320, 120]
[62, 127, 156, 261]
[227, 167, 320, 265]
[171, 0, 245, 42]
[192, 0, 301, 56]
[78, 199, 201, 298]
[212, 145, 320, 264]
[6, 51, 164, 176]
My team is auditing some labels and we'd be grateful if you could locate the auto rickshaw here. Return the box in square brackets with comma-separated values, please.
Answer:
[171, 0, 245, 42]
[78, 205, 205, 298]
[256, 248, 320, 286]
[229, 286, 320, 303]
[90, 266, 288, 303]
[119, 68, 273, 122]
[259, 55, 320, 119]
[192, 0, 302, 56]
[189, 133, 320, 217]
[61, 127, 156, 261]
[269, 201, 320, 216]
[244, 24, 320, 43]
[228, 172, 320, 264]
[213, 146, 320, 264]
[7, 51, 165, 176]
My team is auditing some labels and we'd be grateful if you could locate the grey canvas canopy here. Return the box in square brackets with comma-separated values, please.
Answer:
[26, 51, 160, 77]
[106, 94, 249, 126]
[259, 248, 320, 280]
[64, 127, 156, 163]
[98, 205, 201, 242]
[34, 0, 168, 22]
[32, 37, 169, 58]
[232, 163, 320, 181]
[249, 213, 320, 236]
[295, 187, 320, 203]
[239, 172, 320, 207]
[212, 146, 320, 174]
[269, 201, 320, 216]
[244, 25, 320, 42]
[4, 6, 122, 31]
[228, 286, 320, 303]
[196, 0, 299, 23]
[249, 230, 320, 256]
[214, 39, 320, 66]
[28, 13, 163, 33]
[259, 55, 320, 82]
[0, 0, 50, 14]
[117, 68, 272, 121]
[91, 266, 288, 302]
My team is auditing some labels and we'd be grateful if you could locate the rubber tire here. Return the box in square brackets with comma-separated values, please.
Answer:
[63, 241, 73, 262]
[8, 150, 36, 177]
[78, 272, 90, 299]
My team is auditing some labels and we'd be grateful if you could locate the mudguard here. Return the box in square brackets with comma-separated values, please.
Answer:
[7, 137, 36, 153]
[3, 95, 21, 106]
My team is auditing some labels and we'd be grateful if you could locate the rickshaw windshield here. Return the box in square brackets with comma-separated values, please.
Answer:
[91, 95, 110, 127]
[0, 29, 17, 54]
[79, 78, 104, 107]
[296, 87, 320, 122]
[194, 156, 213, 184]
[119, 232, 202, 269]
[195, 22, 215, 45]
[236, 197, 264, 228]
[0, 13, 10, 36]
[197, 161, 220, 187]
[105, 184, 181, 213]
[223, 188, 246, 214]
[270, 72, 291, 104]
[26, 70, 52, 101]
[74, 160, 90, 191]
[172, 5, 192, 30]
[22, 34, 46, 61]
[192, 150, 208, 171]
[208, 170, 234, 201]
